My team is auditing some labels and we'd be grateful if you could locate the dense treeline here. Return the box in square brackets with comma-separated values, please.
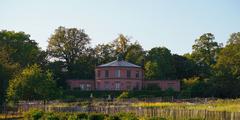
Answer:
[1, 26, 240, 106]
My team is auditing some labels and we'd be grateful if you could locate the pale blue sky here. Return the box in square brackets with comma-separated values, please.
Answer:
[1, 0, 240, 54]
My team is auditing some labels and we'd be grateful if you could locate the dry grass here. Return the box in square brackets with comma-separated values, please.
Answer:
[132, 98, 240, 112]
[0, 114, 23, 119]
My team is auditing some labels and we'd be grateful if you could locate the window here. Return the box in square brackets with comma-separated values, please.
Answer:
[115, 69, 120, 78]
[127, 70, 131, 78]
[86, 84, 91, 90]
[97, 70, 101, 77]
[115, 82, 121, 90]
[136, 71, 139, 78]
[104, 81, 110, 90]
[96, 82, 100, 89]
[105, 70, 109, 78]
[79, 84, 85, 90]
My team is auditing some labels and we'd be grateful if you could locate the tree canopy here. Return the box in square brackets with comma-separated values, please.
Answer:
[145, 47, 176, 80]
[7, 64, 60, 102]
[47, 26, 91, 68]
[1, 27, 240, 102]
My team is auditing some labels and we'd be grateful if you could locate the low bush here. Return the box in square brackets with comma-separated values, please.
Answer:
[147, 117, 167, 120]
[76, 113, 88, 119]
[23, 110, 172, 120]
[45, 112, 60, 120]
[23, 108, 44, 120]
[88, 113, 105, 120]
[117, 92, 129, 100]
[107, 115, 121, 120]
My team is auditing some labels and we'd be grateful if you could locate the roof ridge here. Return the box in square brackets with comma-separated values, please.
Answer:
[97, 60, 141, 68]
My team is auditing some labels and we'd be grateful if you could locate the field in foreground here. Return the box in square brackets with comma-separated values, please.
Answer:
[132, 99, 240, 112]
[1, 99, 240, 120]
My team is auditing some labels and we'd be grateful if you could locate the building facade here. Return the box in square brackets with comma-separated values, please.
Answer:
[67, 58, 180, 91]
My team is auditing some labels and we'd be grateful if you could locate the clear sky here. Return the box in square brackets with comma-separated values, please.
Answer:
[1, 0, 240, 55]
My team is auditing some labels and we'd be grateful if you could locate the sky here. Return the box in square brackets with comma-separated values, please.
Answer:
[1, 0, 240, 55]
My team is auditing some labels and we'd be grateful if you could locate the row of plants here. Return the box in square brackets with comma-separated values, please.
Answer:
[24, 109, 170, 120]
[63, 89, 178, 100]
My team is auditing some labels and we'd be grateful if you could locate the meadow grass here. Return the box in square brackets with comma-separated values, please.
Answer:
[0, 114, 23, 119]
[131, 98, 240, 112]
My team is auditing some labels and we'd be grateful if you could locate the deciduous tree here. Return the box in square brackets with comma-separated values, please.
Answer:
[47, 26, 91, 71]
[145, 47, 176, 80]
[7, 64, 60, 102]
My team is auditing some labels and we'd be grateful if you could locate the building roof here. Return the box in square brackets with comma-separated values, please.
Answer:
[97, 60, 141, 68]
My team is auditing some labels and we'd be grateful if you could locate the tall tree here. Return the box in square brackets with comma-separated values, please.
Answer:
[0, 48, 19, 109]
[192, 33, 221, 66]
[47, 26, 91, 71]
[47, 26, 91, 78]
[172, 54, 198, 79]
[112, 34, 130, 55]
[227, 32, 240, 45]
[191, 33, 221, 77]
[0, 30, 42, 68]
[125, 42, 145, 65]
[94, 43, 116, 64]
[205, 32, 240, 98]
[145, 47, 176, 80]
[0, 30, 42, 109]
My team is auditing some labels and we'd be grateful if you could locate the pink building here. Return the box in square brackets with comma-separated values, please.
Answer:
[67, 58, 180, 91]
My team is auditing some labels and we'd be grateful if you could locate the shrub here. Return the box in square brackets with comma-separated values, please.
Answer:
[107, 115, 121, 120]
[117, 92, 129, 100]
[76, 113, 88, 120]
[164, 88, 177, 97]
[117, 113, 138, 120]
[24, 108, 44, 120]
[67, 114, 77, 120]
[45, 112, 60, 120]
[147, 117, 167, 120]
[57, 112, 70, 120]
[88, 113, 105, 120]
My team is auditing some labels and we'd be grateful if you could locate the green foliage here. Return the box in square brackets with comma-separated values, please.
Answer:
[147, 117, 167, 120]
[0, 49, 19, 107]
[7, 64, 60, 102]
[23, 108, 44, 120]
[143, 84, 161, 90]
[47, 26, 92, 79]
[107, 115, 121, 120]
[112, 34, 130, 54]
[45, 113, 60, 120]
[164, 88, 177, 97]
[117, 92, 129, 99]
[227, 32, 240, 45]
[180, 77, 208, 98]
[2, 27, 240, 100]
[192, 33, 220, 66]
[210, 37, 240, 98]
[94, 44, 116, 64]
[47, 61, 67, 88]
[125, 42, 145, 65]
[0, 30, 42, 109]
[76, 113, 88, 120]
[0, 30, 42, 67]
[47, 26, 90, 65]
[191, 33, 221, 78]
[172, 54, 197, 79]
[88, 113, 105, 120]
[145, 47, 176, 80]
